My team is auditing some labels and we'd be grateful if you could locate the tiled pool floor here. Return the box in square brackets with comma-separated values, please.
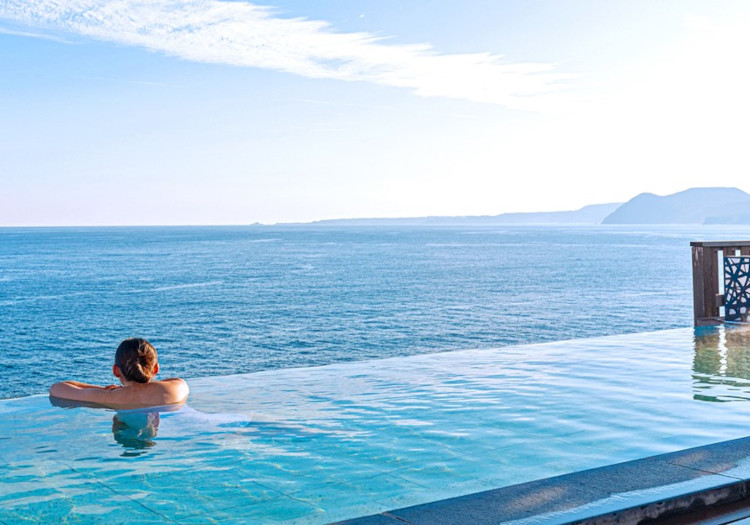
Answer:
[3, 326, 750, 523]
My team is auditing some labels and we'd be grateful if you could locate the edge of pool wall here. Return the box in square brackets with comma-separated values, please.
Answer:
[331, 436, 750, 525]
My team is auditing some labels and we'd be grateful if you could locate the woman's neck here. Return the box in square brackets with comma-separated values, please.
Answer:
[120, 378, 151, 388]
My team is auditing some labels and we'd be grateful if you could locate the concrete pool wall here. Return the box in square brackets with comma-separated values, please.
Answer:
[335, 436, 750, 524]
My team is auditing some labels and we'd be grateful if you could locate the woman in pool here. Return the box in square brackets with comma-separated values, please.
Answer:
[49, 338, 189, 408]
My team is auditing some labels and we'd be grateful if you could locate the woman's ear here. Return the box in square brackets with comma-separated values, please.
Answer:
[113, 364, 122, 378]
[153, 362, 159, 376]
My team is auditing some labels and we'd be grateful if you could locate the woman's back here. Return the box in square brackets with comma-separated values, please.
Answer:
[49, 338, 189, 409]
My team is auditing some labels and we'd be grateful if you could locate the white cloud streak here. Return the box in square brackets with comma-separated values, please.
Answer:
[0, 24, 72, 42]
[0, 0, 571, 109]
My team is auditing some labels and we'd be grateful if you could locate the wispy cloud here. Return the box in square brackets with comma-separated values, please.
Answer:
[290, 98, 395, 111]
[0, 25, 72, 43]
[0, 0, 572, 109]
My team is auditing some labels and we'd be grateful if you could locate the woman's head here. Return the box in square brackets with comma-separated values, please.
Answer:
[114, 338, 158, 384]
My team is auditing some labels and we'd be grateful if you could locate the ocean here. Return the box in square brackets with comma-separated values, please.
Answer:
[2, 224, 749, 400]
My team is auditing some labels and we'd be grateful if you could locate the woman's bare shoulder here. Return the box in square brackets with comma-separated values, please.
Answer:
[153, 378, 189, 401]
[157, 377, 189, 391]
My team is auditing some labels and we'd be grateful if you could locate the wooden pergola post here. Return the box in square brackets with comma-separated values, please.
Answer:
[691, 241, 750, 326]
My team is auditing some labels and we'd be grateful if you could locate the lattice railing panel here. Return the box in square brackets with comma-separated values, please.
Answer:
[724, 256, 750, 322]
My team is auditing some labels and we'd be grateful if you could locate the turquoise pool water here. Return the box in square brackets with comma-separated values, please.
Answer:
[3, 326, 750, 524]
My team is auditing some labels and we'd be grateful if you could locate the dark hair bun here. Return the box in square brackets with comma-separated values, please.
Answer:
[115, 338, 158, 384]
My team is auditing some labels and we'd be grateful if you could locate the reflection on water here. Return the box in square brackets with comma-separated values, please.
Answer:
[47, 395, 334, 461]
[694, 325, 750, 402]
[112, 411, 160, 456]
[48, 396, 179, 456]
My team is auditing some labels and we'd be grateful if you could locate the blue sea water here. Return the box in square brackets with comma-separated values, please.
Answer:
[1, 224, 749, 400]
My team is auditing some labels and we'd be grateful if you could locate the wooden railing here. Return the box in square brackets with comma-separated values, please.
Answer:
[691, 241, 750, 326]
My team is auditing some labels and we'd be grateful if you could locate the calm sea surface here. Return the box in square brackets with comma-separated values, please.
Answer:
[2, 224, 749, 399]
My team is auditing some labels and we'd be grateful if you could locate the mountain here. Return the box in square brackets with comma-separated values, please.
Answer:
[476, 203, 622, 224]
[602, 187, 750, 225]
[308, 202, 622, 226]
[704, 211, 750, 224]
[294, 187, 750, 227]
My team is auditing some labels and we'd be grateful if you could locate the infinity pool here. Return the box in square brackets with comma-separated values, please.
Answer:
[3, 326, 750, 524]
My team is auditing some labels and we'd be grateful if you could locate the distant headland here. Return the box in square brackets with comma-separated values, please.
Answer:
[602, 187, 750, 225]
[300, 187, 750, 226]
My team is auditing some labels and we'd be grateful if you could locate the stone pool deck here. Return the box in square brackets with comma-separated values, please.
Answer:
[334, 436, 750, 525]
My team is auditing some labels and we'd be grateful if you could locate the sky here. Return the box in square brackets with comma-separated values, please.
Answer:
[1, 0, 749, 225]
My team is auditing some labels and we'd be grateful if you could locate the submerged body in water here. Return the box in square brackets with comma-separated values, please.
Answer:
[49, 338, 188, 408]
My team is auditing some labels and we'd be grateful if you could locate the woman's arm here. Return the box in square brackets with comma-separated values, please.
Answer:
[49, 381, 120, 403]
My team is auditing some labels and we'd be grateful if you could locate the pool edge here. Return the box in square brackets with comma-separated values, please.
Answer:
[331, 436, 750, 525]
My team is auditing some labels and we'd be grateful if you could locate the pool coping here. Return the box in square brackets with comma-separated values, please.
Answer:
[332, 436, 750, 525]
